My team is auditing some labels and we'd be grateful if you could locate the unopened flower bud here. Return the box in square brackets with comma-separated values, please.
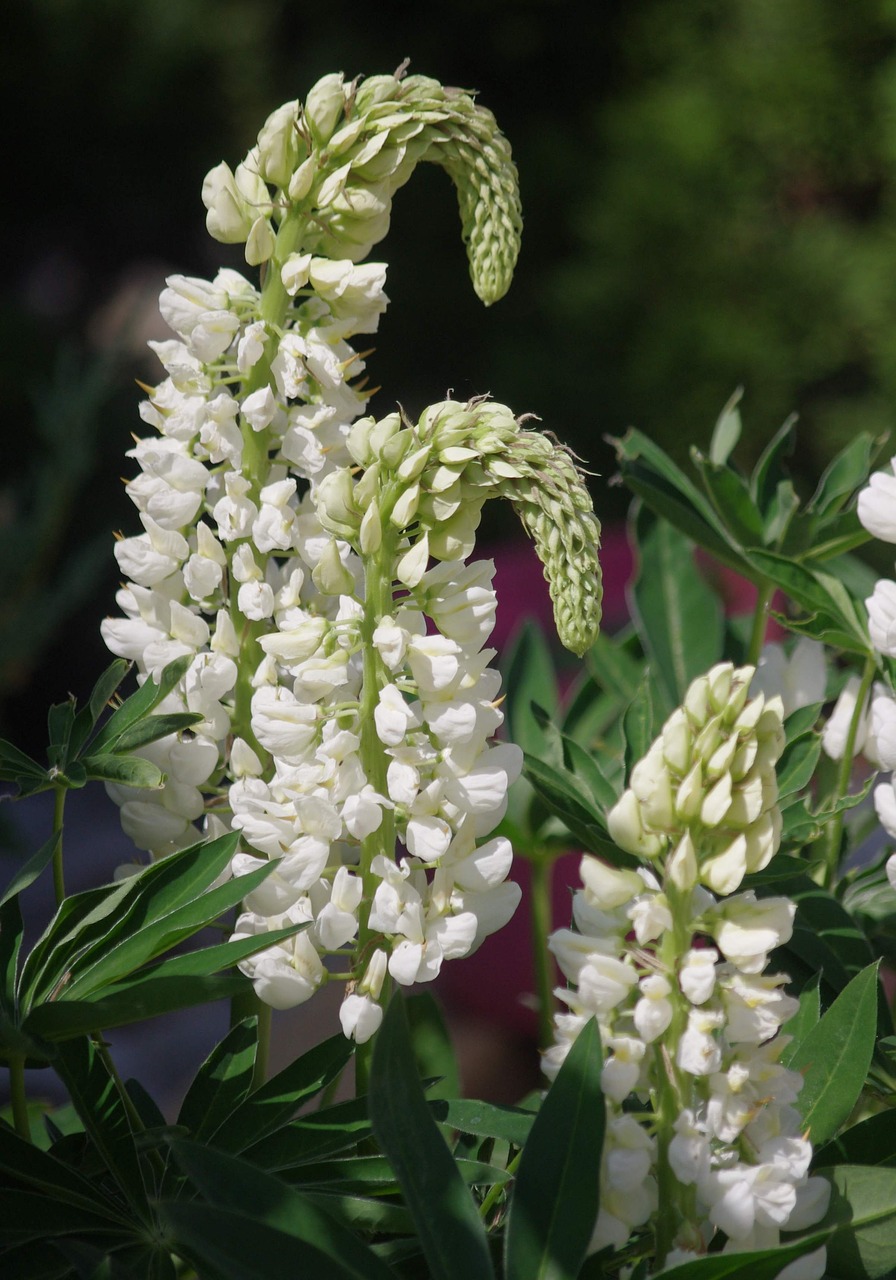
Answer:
[312, 539, 355, 595]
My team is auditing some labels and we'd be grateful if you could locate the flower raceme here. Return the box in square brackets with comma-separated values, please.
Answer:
[100, 69, 602, 1042]
[545, 663, 830, 1273]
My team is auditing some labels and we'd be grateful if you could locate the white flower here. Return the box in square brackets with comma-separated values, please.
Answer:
[857, 458, 896, 542]
[711, 893, 795, 974]
[867, 579, 896, 658]
[750, 638, 825, 716]
[633, 974, 673, 1042]
[679, 947, 719, 1004]
[235, 911, 325, 1010]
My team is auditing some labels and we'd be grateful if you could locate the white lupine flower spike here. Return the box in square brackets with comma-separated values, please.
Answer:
[544, 663, 830, 1269]
[100, 69, 602, 1049]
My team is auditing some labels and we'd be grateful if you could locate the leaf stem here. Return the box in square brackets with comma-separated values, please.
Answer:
[822, 654, 877, 890]
[94, 1037, 167, 1182]
[9, 1054, 31, 1142]
[51, 784, 66, 906]
[746, 578, 774, 667]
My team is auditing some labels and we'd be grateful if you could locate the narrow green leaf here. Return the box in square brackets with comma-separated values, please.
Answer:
[215, 1033, 354, 1153]
[80, 754, 163, 788]
[816, 1164, 896, 1279]
[504, 621, 560, 757]
[0, 738, 46, 782]
[168, 1139, 398, 1280]
[369, 993, 494, 1280]
[504, 1017, 604, 1280]
[787, 962, 880, 1145]
[109, 712, 204, 754]
[0, 833, 59, 908]
[778, 973, 820, 1067]
[692, 453, 765, 547]
[585, 631, 645, 708]
[86, 660, 130, 732]
[178, 1019, 259, 1141]
[405, 991, 460, 1102]
[776, 733, 822, 799]
[523, 753, 637, 868]
[0, 1121, 130, 1224]
[623, 676, 654, 786]
[807, 432, 879, 518]
[87, 655, 191, 754]
[0, 897, 24, 1019]
[23, 973, 246, 1040]
[746, 550, 870, 655]
[647, 1237, 828, 1279]
[46, 699, 76, 759]
[562, 734, 620, 811]
[430, 1098, 535, 1148]
[159, 1201, 384, 1280]
[750, 414, 797, 510]
[628, 508, 723, 714]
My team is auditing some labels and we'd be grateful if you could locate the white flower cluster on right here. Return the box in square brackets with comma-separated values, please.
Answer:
[543, 663, 830, 1276]
[848, 456, 896, 877]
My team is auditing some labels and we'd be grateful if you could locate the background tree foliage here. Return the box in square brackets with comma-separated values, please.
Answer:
[5, 0, 896, 739]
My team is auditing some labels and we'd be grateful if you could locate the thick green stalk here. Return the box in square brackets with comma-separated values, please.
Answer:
[354, 527, 398, 1097]
[528, 854, 556, 1059]
[9, 1055, 30, 1142]
[822, 654, 876, 890]
[52, 783, 66, 906]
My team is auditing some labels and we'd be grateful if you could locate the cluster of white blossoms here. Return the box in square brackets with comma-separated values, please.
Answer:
[544, 664, 829, 1276]
[101, 70, 602, 1042]
[831, 456, 896, 868]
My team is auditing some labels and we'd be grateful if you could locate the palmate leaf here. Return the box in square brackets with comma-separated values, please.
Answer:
[177, 1018, 258, 1142]
[86, 655, 191, 754]
[19, 831, 240, 1005]
[165, 1139, 398, 1280]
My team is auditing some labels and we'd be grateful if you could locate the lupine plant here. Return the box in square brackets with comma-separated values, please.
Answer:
[3, 66, 896, 1280]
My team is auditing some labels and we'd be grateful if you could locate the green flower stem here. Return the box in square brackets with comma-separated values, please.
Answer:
[9, 1054, 30, 1142]
[652, 880, 697, 1268]
[52, 783, 66, 907]
[822, 654, 877, 891]
[746, 577, 774, 668]
[528, 853, 557, 1061]
[479, 1148, 522, 1221]
[354, 524, 399, 1097]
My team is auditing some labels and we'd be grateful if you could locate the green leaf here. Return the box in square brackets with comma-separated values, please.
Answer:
[0, 833, 59, 908]
[776, 732, 822, 800]
[709, 387, 743, 466]
[628, 507, 723, 715]
[178, 1019, 259, 1141]
[0, 1121, 130, 1225]
[0, 738, 46, 783]
[87, 655, 191, 754]
[0, 897, 24, 1023]
[46, 698, 76, 760]
[522, 753, 636, 868]
[80, 754, 163, 788]
[816, 1164, 896, 1279]
[430, 1098, 535, 1148]
[167, 1139, 398, 1280]
[86, 660, 130, 735]
[243, 1098, 374, 1170]
[647, 1238, 828, 1279]
[778, 973, 820, 1068]
[108, 712, 203, 754]
[405, 991, 460, 1102]
[585, 631, 645, 708]
[750, 414, 797, 511]
[214, 1034, 354, 1153]
[53, 1037, 151, 1217]
[159, 1200, 392, 1280]
[807, 432, 881, 518]
[23, 973, 247, 1040]
[746, 551, 870, 655]
[369, 993, 495, 1280]
[504, 621, 560, 757]
[765, 874, 874, 996]
[691, 451, 765, 547]
[787, 962, 880, 1145]
[623, 676, 654, 785]
[504, 1018, 604, 1280]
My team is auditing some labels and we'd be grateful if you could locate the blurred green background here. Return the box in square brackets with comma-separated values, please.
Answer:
[5, 0, 896, 744]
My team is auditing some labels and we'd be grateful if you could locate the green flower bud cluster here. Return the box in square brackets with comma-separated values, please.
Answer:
[203, 67, 522, 304]
[338, 398, 602, 655]
[607, 663, 785, 895]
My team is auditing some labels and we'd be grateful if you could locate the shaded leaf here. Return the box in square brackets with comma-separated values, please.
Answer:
[504, 1018, 604, 1280]
[816, 1164, 896, 1279]
[369, 993, 494, 1280]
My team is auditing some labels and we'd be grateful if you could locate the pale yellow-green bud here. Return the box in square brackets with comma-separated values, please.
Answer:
[359, 501, 383, 554]
[316, 469, 360, 539]
[389, 482, 421, 529]
[579, 855, 643, 909]
[304, 73, 347, 145]
[667, 832, 698, 891]
[257, 100, 302, 188]
[607, 790, 665, 859]
[288, 157, 316, 203]
[396, 533, 430, 588]
[312, 539, 355, 595]
[245, 215, 276, 267]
